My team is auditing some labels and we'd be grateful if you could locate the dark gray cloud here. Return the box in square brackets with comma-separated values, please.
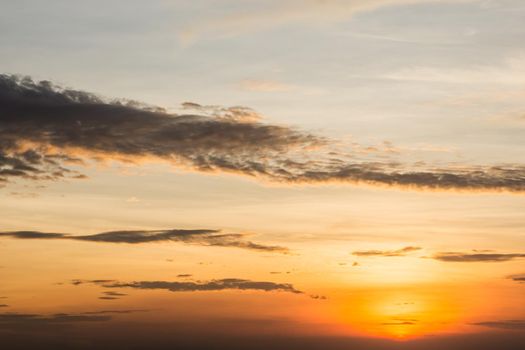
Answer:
[0, 74, 319, 186]
[0, 228, 288, 253]
[2, 74, 525, 193]
[74, 278, 303, 294]
[432, 252, 525, 262]
[471, 320, 525, 330]
[352, 246, 422, 257]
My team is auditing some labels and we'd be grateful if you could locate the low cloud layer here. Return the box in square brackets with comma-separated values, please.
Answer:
[0, 228, 288, 253]
[352, 246, 422, 257]
[0, 312, 111, 331]
[472, 320, 525, 330]
[80, 309, 150, 315]
[432, 252, 525, 262]
[2, 74, 525, 192]
[73, 278, 303, 294]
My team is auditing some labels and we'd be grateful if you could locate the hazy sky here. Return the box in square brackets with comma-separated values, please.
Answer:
[1, 1, 525, 349]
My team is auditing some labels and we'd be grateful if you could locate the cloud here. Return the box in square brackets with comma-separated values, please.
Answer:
[0, 231, 67, 239]
[2, 74, 525, 193]
[352, 246, 422, 257]
[432, 252, 525, 262]
[80, 309, 150, 315]
[471, 320, 525, 330]
[73, 278, 303, 294]
[0, 228, 288, 253]
[0, 305, 8, 308]
[179, 0, 478, 44]
[507, 274, 525, 283]
[385, 53, 525, 85]
[309, 294, 327, 300]
[102, 291, 127, 297]
[0, 74, 321, 186]
[239, 79, 294, 92]
[382, 321, 417, 326]
[0, 312, 111, 331]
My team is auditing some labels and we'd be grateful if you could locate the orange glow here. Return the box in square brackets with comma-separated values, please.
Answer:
[325, 287, 467, 340]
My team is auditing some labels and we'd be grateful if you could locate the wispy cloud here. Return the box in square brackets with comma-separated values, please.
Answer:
[0, 228, 289, 253]
[2, 74, 525, 193]
[352, 246, 422, 257]
[385, 53, 525, 85]
[238, 79, 294, 92]
[179, 0, 478, 44]
[507, 273, 525, 283]
[80, 309, 150, 315]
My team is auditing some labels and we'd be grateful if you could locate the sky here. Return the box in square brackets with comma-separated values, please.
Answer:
[1, 1, 525, 349]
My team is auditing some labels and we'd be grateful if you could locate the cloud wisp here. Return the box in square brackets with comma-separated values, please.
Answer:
[352, 246, 422, 257]
[432, 252, 525, 262]
[0, 229, 289, 253]
[80, 309, 150, 315]
[72, 278, 304, 295]
[2, 74, 525, 193]
[507, 274, 525, 283]
[179, 0, 478, 44]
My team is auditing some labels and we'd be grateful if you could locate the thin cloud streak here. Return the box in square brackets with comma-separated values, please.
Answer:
[432, 252, 525, 262]
[179, 0, 478, 44]
[507, 274, 525, 283]
[471, 320, 525, 330]
[352, 246, 422, 257]
[73, 278, 304, 294]
[0, 229, 289, 253]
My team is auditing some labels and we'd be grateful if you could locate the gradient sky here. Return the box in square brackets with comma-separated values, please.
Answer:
[1, 1, 525, 349]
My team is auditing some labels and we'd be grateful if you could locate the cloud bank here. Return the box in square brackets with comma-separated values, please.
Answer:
[0, 312, 111, 331]
[2, 74, 525, 193]
[0, 228, 288, 253]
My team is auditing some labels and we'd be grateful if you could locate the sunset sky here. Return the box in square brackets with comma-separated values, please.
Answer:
[1, 1, 525, 349]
